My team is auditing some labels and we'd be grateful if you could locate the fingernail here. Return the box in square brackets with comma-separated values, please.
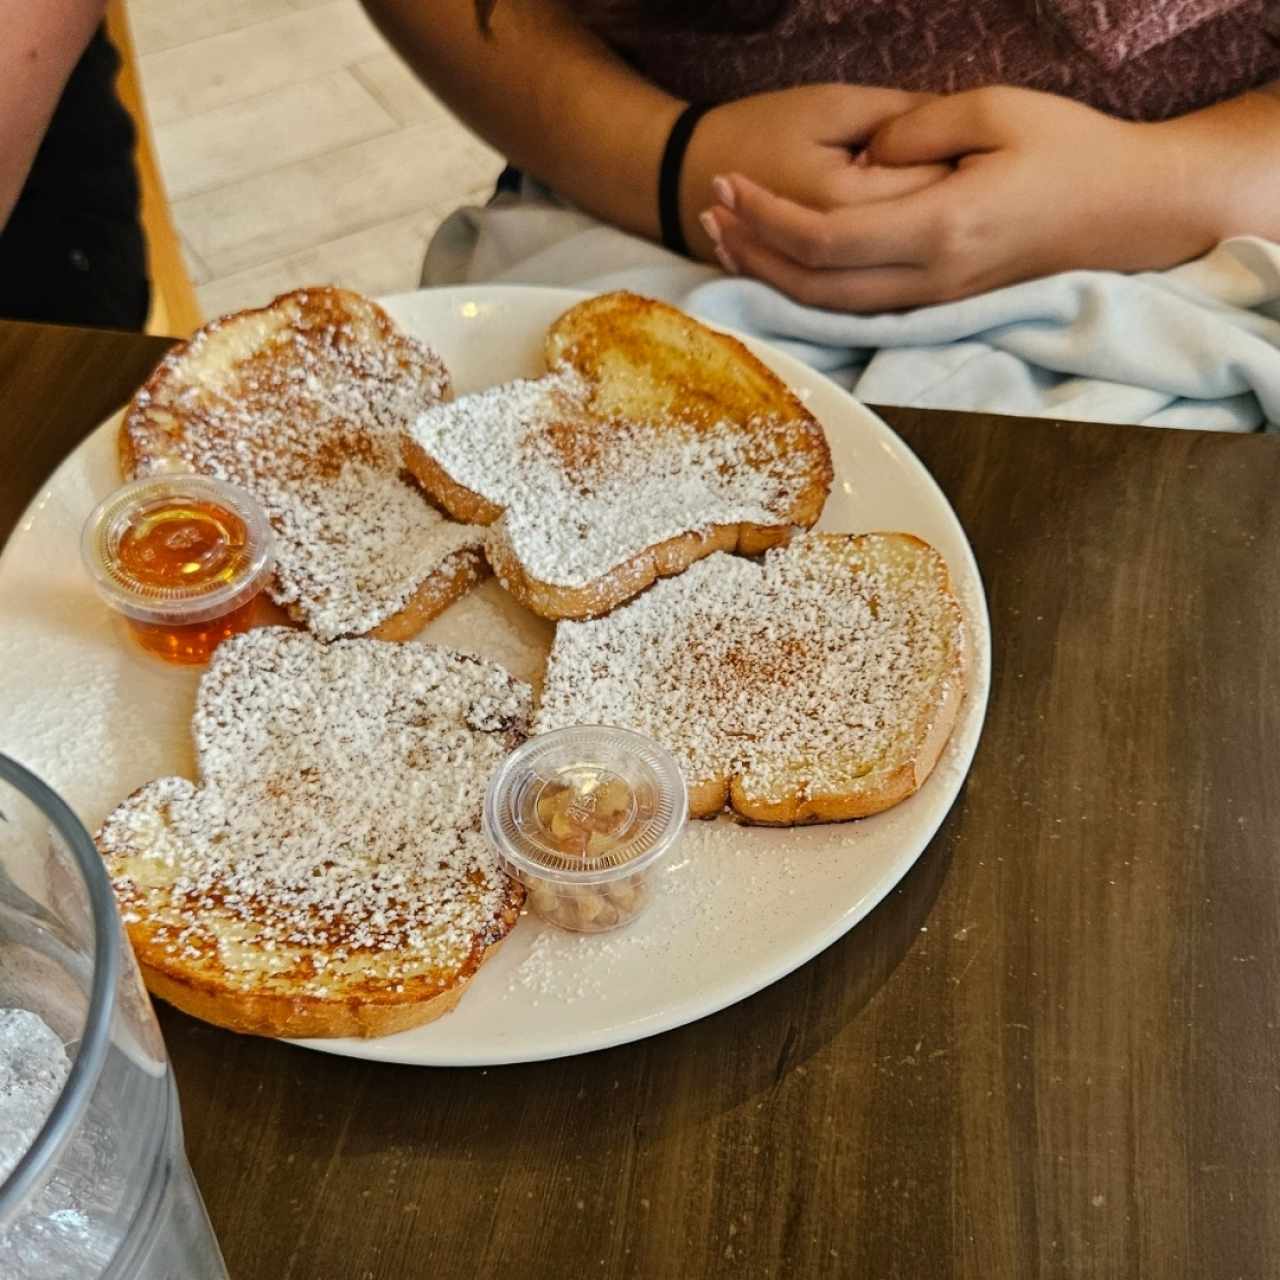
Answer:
[711, 175, 736, 210]
[699, 209, 722, 244]
[714, 243, 739, 274]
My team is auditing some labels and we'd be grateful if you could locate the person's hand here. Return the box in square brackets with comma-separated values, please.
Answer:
[679, 84, 950, 263]
[703, 86, 1219, 311]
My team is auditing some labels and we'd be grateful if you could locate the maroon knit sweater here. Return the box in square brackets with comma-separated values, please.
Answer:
[616, 0, 1280, 121]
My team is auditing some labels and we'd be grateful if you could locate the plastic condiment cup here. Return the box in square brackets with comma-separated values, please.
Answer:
[80, 475, 274, 665]
[483, 725, 688, 933]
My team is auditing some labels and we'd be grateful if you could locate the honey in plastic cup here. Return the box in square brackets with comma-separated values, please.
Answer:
[484, 725, 688, 933]
[81, 475, 275, 666]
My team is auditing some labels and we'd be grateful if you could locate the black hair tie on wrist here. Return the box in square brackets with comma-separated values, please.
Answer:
[659, 102, 713, 257]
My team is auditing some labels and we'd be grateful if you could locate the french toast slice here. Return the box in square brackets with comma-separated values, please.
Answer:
[121, 287, 487, 641]
[95, 628, 530, 1039]
[535, 533, 967, 824]
[402, 291, 832, 620]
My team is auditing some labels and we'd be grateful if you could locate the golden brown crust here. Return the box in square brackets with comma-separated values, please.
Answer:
[548, 289, 833, 544]
[686, 777, 731, 820]
[118, 286, 484, 642]
[484, 521, 739, 621]
[402, 436, 504, 525]
[103, 776, 526, 1040]
[536, 531, 968, 826]
[133, 928, 516, 1039]
[97, 632, 533, 1039]
[545, 291, 817, 429]
[725, 535, 967, 825]
[368, 548, 490, 641]
[402, 453, 817, 622]
[725, 765, 917, 826]
[265, 545, 491, 642]
[479, 519, 827, 622]
[404, 290, 833, 621]
[119, 286, 430, 477]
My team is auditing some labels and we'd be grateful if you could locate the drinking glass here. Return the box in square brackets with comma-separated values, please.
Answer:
[0, 753, 227, 1279]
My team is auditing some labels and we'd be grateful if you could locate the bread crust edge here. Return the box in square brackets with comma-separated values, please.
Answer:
[118, 338, 489, 643]
[136, 934, 512, 1039]
[630, 531, 971, 825]
[400, 289, 834, 621]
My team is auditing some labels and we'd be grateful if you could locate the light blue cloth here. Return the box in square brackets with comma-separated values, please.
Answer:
[425, 182, 1280, 432]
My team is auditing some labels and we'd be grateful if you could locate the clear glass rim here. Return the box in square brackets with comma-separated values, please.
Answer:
[0, 753, 119, 1222]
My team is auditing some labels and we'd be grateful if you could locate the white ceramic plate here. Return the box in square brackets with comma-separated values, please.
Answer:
[0, 285, 989, 1066]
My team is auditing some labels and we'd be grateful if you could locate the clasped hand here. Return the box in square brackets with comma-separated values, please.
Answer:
[695, 84, 1212, 313]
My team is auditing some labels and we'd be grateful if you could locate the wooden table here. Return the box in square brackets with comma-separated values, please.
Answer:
[3, 317, 1279, 1280]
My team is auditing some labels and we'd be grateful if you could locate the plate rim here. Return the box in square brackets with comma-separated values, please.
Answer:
[0, 283, 991, 1067]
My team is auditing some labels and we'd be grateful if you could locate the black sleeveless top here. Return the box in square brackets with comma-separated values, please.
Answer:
[0, 27, 148, 330]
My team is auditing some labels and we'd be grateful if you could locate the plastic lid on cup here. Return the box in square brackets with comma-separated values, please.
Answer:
[80, 475, 275, 626]
[483, 725, 688, 886]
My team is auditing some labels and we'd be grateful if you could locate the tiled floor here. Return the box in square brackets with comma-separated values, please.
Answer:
[127, 0, 502, 320]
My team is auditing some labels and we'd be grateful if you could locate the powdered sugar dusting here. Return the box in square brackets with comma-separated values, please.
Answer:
[536, 533, 966, 810]
[407, 368, 825, 588]
[96, 628, 530, 997]
[502, 820, 818, 1005]
[124, 288, 483, 639]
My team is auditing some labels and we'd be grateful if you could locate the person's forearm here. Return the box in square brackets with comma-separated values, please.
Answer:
[360, 0, 682, 241]
[0, 0, 108, 228]
[1155, 83, 1280, 248]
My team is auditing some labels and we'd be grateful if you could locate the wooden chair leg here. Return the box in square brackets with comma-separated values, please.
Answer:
[103, 0, 203, 338]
